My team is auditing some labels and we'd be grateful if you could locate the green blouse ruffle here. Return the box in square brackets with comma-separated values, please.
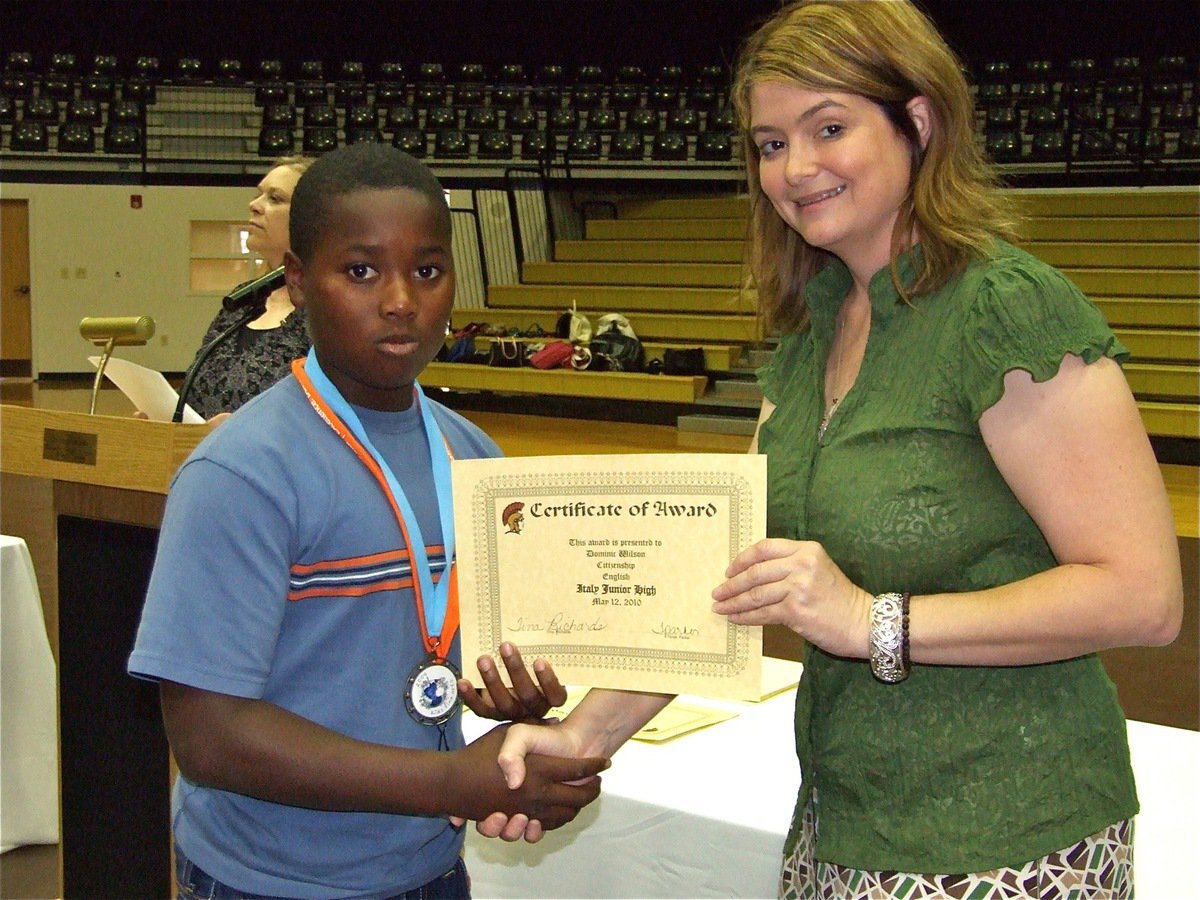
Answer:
[758, 241, 1135, 873]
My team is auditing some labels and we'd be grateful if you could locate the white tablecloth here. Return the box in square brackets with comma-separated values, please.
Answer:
[0, 534, 60, 852]
[465, 688, 1199, 899]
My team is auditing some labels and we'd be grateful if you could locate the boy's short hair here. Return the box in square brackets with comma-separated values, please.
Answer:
[289, 143, 451, 262]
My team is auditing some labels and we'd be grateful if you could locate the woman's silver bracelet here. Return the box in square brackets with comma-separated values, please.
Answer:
[870, 591, 911, 683]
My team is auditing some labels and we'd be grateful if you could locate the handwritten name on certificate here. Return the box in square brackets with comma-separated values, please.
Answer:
[453, 453, 766, 700]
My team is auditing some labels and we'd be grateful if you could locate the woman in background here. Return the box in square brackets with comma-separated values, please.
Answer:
[479, 2, 1183, 897]
[186, 155, 314, 421]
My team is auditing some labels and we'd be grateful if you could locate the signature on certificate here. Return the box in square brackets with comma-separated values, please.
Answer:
[507, 613, 608, 634]
[651, 622, 701, 640]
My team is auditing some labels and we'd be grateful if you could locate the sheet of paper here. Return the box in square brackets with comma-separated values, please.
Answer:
[453, 453, 766, 700]
[529, 686, 738, 743]
[88, 356, 204, 423]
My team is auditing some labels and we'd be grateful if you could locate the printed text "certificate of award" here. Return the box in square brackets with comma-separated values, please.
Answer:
[453, 453, 766, 700]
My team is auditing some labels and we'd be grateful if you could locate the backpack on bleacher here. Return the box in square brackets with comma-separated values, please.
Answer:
[589, 316, 645, 372]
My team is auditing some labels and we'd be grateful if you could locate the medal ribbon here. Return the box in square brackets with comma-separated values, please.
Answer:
[292, 353, 458, 661]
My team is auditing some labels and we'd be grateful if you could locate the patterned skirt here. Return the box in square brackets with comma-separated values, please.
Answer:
[780, 802, 1133, 900]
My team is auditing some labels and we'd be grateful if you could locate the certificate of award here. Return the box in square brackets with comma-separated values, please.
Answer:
[453, 453, 766, 700]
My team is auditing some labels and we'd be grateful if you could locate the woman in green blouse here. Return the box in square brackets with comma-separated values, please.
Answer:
[470, 2, 1184, 896]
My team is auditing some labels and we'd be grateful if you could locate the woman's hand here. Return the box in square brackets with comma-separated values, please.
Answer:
[457, 642, 567, 723]
[711, 538, 873, 659]
[473, 719, 594, 843]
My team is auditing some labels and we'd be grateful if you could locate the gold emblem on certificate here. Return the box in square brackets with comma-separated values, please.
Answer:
[453, 454, 766, 700]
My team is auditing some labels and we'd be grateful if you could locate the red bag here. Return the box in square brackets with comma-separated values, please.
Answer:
[529, 340, 575, 369]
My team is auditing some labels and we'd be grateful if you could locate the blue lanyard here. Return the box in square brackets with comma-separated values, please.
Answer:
[300, 349, 455, 649]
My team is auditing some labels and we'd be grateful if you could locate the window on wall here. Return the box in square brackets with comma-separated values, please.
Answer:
[189, 221, 271, 293]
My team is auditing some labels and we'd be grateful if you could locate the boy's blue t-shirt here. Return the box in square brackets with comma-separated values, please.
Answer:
[129, 375, 501, 899]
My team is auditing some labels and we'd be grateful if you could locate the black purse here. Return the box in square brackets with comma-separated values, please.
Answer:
[487, 337, 525, 368]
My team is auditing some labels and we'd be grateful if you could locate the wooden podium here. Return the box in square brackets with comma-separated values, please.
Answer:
[1, 404, 208, 899]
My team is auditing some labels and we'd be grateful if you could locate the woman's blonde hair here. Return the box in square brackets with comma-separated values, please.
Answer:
[271, 154, 316, 176]
[731, 0, 1021, 333]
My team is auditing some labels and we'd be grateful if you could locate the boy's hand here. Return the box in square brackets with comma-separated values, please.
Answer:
[457, 642, 566, 722]
[451, 725, 606, 831]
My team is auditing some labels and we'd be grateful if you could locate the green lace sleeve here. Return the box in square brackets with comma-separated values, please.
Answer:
[960, 256, 1129, 422]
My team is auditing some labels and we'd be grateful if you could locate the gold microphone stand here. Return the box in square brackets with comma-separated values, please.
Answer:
[79, 315, 155, 414]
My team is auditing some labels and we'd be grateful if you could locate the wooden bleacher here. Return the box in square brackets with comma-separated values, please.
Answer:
[426, 187, 1197, 444]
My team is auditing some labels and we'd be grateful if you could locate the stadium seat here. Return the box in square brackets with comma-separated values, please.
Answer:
[346, 128, 382, 145]
[41, 75, 72, 100]
[566, 130, 601, 160]
[91, 55, 118, 76]
[985, 105, 1018, 132]
[706, 107, 736, 132]
[109, 99, 141, 123]
[655, 65, 684, 86]
[257, 59, 284, 80]
[491, 87, 522, 109]
[456, 63, 487, 84]
[345, 105, 376, 130]
[1076, 130, 1117, 160]
[1072, 104, 1105, 130]
[299, 61, 324, 81]
[123, 79, 156, 104]
[1030, 130, 1066, 161]
[609, 86, 640, 110]
[688, 86, 722, 111]
[303, 105, 337, 128]
[455, 85, 485, 107]
[1062, 81, 1096, 107]
[417, 62, 445, 83]
[548, 107, 579, 131]
[434, 129, 469, 158]
[175, 58, 202, 81]
[335, 82, 368, 107]
[696, 65, 725, 88]
[587, 108, 618, 132]
[1115, 103, 1143, 128]
[302, 127, 338, 153]
[477, 130, 513, 159]
[80, 75, 115, 101]
[627, 108, 659, 133]
[384, 106, 416, 131]
[392, 129, 426, 156]
[696, 131, 732, 161]
[426, 105, 457, 130]
[652, 131, 688, 161]
[0, 95, 14, 124]
[11, 120, 49, 151]
[57, 121, 94, 153]
[22, 96, 59, 123]
[1024, 105, 1062, 133]
[506, 107, 538, 132]
[338, 61, 365, 82]
[296, 82, 328, 107]
[65, 97, 101, 125]
[103, 122, 143, 153]
[374, 84, 408, 109]
[977, 83, 1011, 107]
[217, 59, 242, 81]
[134, 56, 160, 78]
[571, 87, 602, 110]
[648, 86, 680, 110]
[575, 65, 605, 85]
[667, 108, 701, 132]
[1159, 103, 1195, 128]
[262, 104, 296, 128]
[985, 129, 1021, 162]
[615, 65, 647, 86]
[5, 51, 33, 72]
[521, 130, 551, 160]
[537, 64, 565, 85]
[258, 126, 294, 156]
[2, 73, 33, 97]
[497, 64, 525, 85]
[255, 82, 289, 106]
[465, 106, 498, 131]
[608, 131, 644, 161]
[415, 84, 449, 108]
[378, 62, 406, 82]
[1174, 129, 1200, 158]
